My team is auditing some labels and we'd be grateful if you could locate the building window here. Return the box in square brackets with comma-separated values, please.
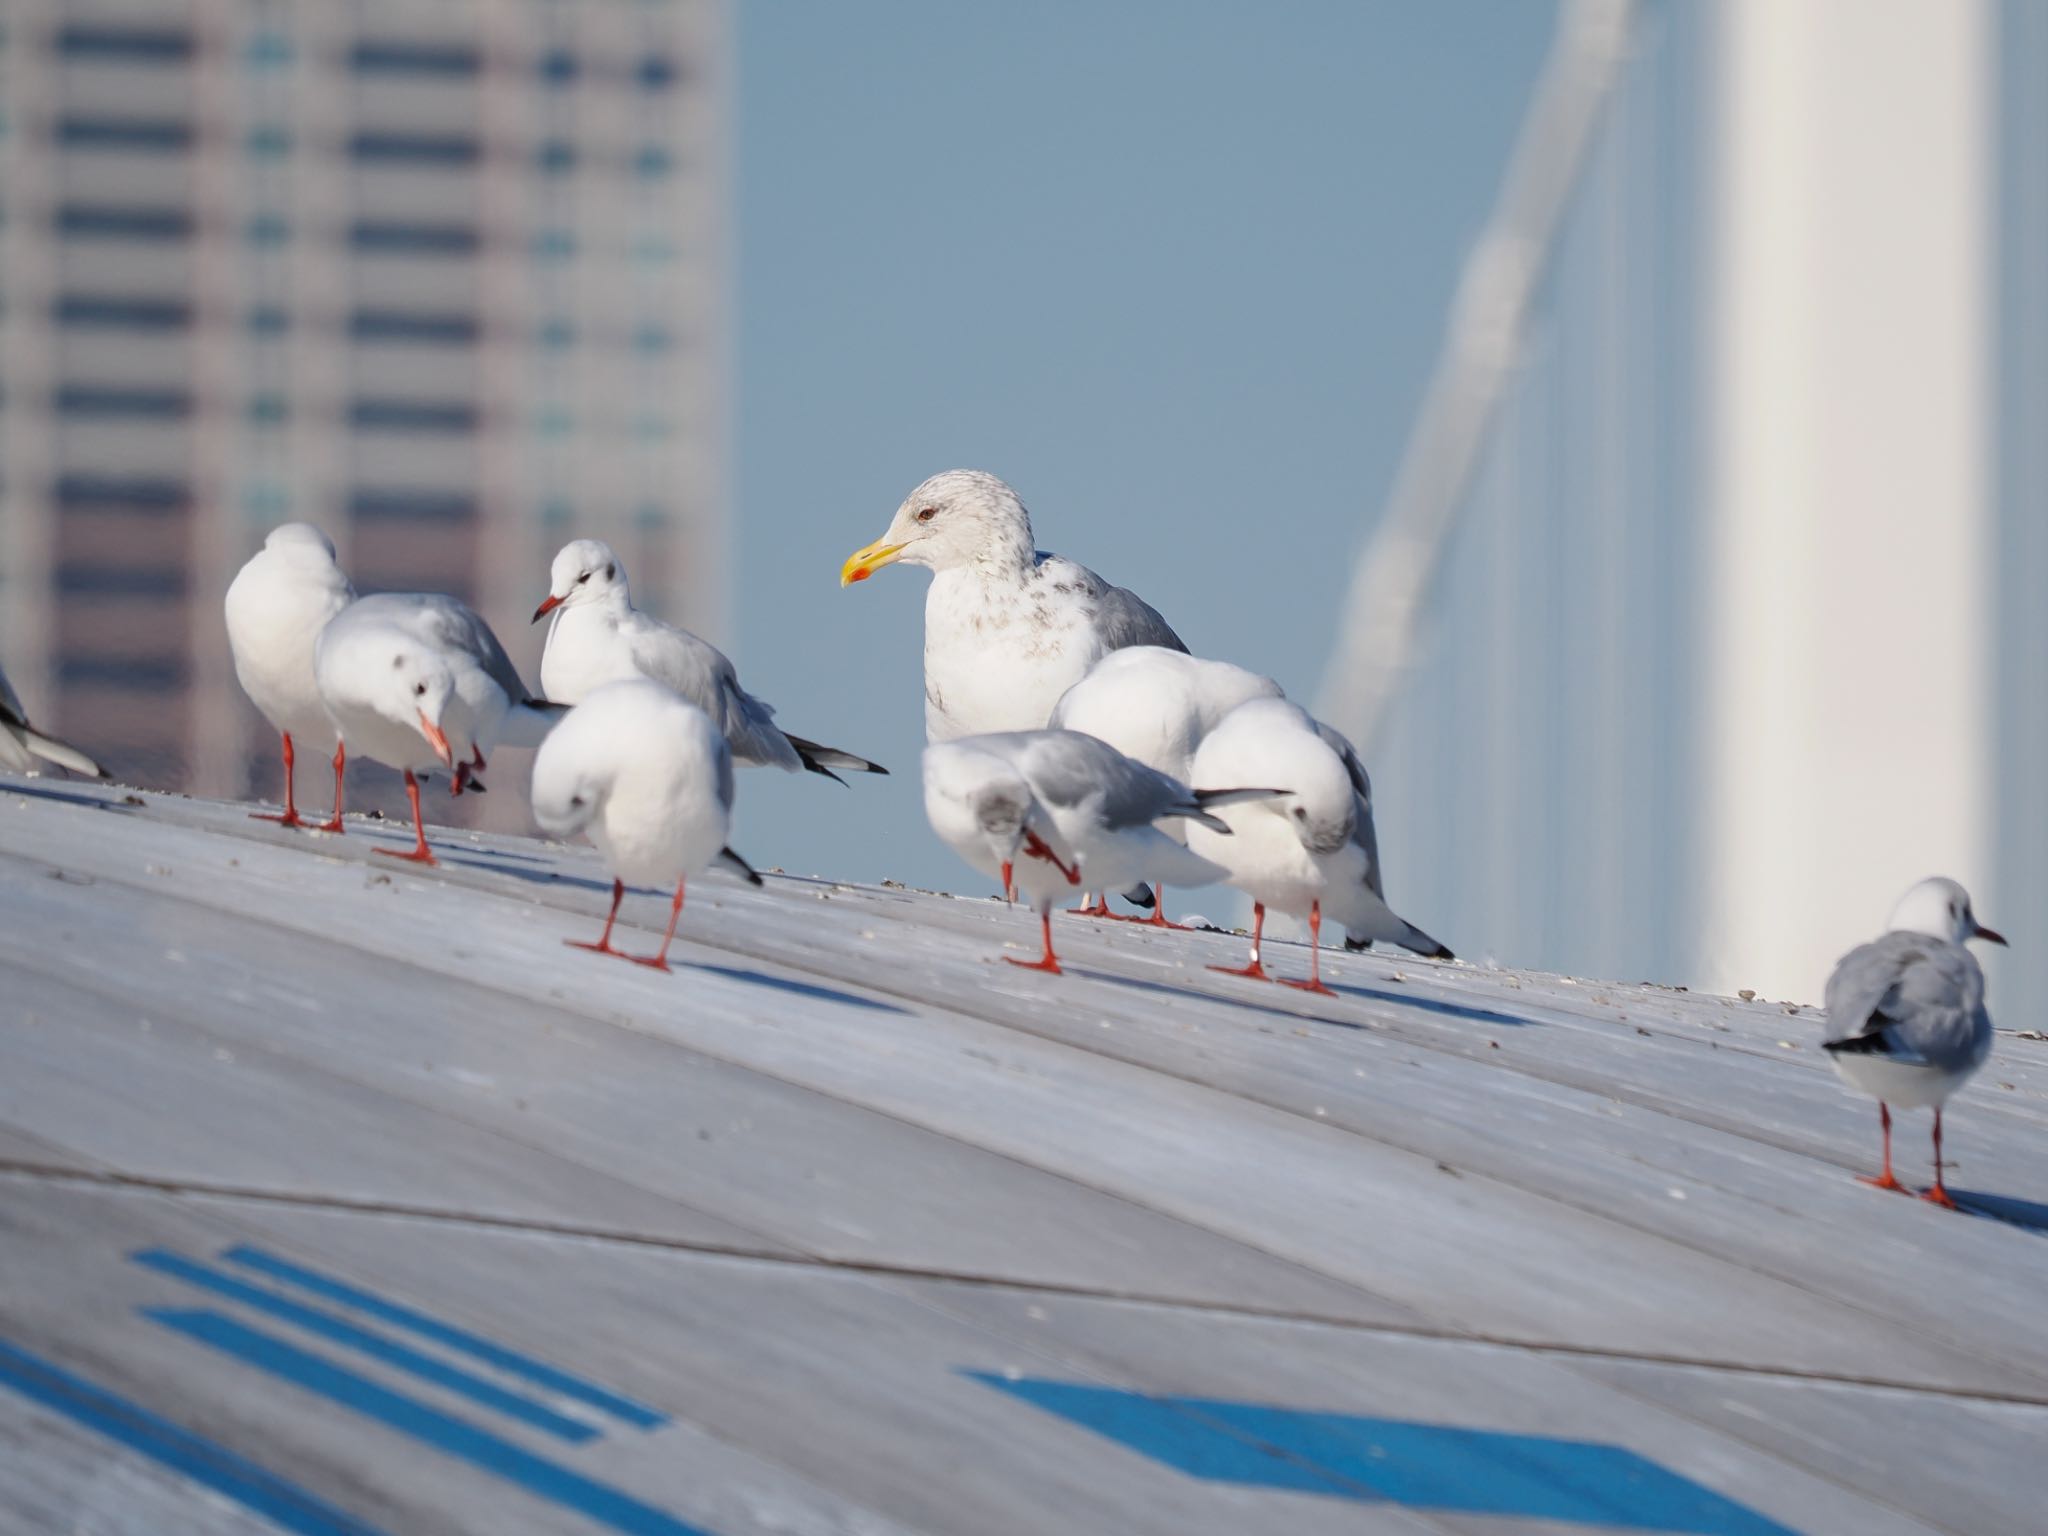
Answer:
[349, 309, 479, 345]
[349, 220, 479, 256]
[55, 204, 192, 242]
[349, 398, 479, 434]
[350, 486, 477, 522]
[349, 40, 480, 77]
[54, 116, 192, 152]
[52, 295, 192, 330]
[55, 26, 194, 64]
[348, 131, 481, 167]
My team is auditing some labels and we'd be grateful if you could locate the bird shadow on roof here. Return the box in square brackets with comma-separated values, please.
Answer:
[681, 961, 909, 1014]
[1950, 1188, 2048, 1236]
[1, 780, 138, 813]
[1323, 981, 1533, 1029]
[433, 853, 616, 892]
[1074, 967, 1369, 1033]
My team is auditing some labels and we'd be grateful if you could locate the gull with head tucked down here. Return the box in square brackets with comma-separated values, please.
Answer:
[841, 470, 1187, 744]
[1187, 697, 1452, 996]
[924, 729, 1279, 976]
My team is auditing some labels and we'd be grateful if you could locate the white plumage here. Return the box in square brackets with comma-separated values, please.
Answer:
[223, 523, 355, 828]
[1186, 698, 1451, 993]
[531, 678, 760, 970]
[842, 470, 1187, 743]
[537, 539, 883, 782]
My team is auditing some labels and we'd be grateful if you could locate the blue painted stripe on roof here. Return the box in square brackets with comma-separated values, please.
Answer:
[349, 41, 480, 77]
[56, 204, 192, 240]
[0, 1335, 389, 1536]
[56, 26, 193, 63]
[132, 1251, 598, 1443]
[145, 1310, 710, 1536]
[966, 1374, 1800, 1536]
[55, 116, 192, 151]
[219, 1247, 667, 1428]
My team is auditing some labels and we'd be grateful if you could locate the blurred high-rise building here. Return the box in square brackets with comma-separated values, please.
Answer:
[0, 0, 727, 819]
[1323, 0, 2048, 1019]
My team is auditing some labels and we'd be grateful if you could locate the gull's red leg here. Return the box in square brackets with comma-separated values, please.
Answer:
[1858, 1102, 1906, 1192]
[1005, 910, 1064, 974]
[1068, 893, 1112, 917]
[372, 769, 437, 865]
[1281, 902, 1337, 996]
[1921, 1106, 1959, 1209]
[632, 878, 686, 972]
[315, 741, 347, 834]
[568, 878, 630, 959]
[1143, 885, 1193, 930]
[1210, 903, 1271, 981]
[251, 732, 306, 828]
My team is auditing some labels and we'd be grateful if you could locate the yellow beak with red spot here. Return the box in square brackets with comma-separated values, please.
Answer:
[840, 538, 907, 587]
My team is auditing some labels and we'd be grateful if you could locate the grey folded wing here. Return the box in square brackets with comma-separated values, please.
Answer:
[1822, 931, 1985, 1065]
[623, 614, 801, 772]
[1039, 553, 1188, 655]
[1016, 729, 1205, 831]
[352, 592, 542, 706]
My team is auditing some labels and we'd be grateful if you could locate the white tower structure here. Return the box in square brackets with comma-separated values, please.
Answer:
[1322, 0, 2019, 1010]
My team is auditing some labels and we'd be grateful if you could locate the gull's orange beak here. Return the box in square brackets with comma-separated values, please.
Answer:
[532, 593, 563, 624]
[840, 539, 906, 587]
[417, 711, 454, 768]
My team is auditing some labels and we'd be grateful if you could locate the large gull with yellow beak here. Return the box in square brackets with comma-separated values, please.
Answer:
[840, 469, 1187, 743]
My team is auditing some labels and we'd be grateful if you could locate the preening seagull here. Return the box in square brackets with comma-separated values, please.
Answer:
[531, 677, 761, 971]
[841, 470, 1187, 743]
[314, 592, 560, 866]
[1187, 697, 1452, 994]
[1048, 645, 1285, 924]
[924, 729, 1274, 975]
[536, 539, 884, 783]
[0, 662, 102, 779]
[1822, 876, 2005, 1209]
[224, 523, 356, 830]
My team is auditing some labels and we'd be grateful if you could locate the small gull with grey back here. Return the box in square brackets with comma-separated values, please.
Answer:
[535, 538, 885, 783]
[1822, 875, 2005, 1208]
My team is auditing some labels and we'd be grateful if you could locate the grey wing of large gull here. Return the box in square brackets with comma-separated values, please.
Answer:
[1038, 553, 1188, 654]
[621, 614, 800, 771]
[1823, 931, 1984, 1064]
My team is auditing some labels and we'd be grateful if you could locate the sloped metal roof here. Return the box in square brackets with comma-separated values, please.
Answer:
[2, 773, 2044, 1535]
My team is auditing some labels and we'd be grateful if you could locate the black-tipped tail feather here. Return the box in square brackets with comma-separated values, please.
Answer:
[787, 733, 888, 785]
[718, 845, 764, 886]
[1346, 925, 1455, 962]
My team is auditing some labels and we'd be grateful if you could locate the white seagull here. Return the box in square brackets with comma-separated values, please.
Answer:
[224, 523, 356, 830]
[535, 539, 884, 782]
[1822, 876, 2005, 1208]
[532, 677, 761, 971]
[1048, 645, 1285, 923]
[0, 663, 102, 779]
[1186, 698, 1452, 995]
[314, 592, 559, 865]
[924, 730, 1274, 975]
[841, 470, 1187, 743]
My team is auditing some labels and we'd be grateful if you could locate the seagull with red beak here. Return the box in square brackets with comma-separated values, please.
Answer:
[314, 593, 561, 866]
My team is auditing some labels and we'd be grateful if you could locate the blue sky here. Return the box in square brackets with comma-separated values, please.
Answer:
[731, 1, 1555, 891]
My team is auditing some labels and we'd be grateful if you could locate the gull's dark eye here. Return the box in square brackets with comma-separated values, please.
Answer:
[1293, 806, 1308, 822]
[569, 794, 586, 808]
[915, 506, 938, 523]
[414, 682, 427, 697]
[604, 563, 615, 579]
[576, 572, 591, 585]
